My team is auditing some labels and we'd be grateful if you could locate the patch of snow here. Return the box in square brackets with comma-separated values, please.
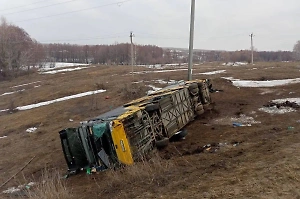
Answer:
[2, 187, 21, 194]
[34, 85, 41, 88]
[132, 68, 188, 74]
[264, 67, 275, 70]
[40, 62, 89, 71]
[237, 62, 247, 65]
[260, 88, 275, 95]
[223, 62, 248, 66]
[197, 70, 226, 75]
[26, 127, 37, 133]
[259, 106, 296, 114]
[142, 64, 162, 69]
[231, 114, 261, 124]
[132, 79, 181, 85]
[2, 182, 36, 194]
[27, 182, 36, 186]
[40, 66, 89, 74]
[233, 123, 252, 127]
[223, 77, 300, 88]
[154, 79, 168, 84]
[0, 90, 106, 112]
[155, 79, 174, 84]
[223, 77, 235, 81]
[0, 135, 7, 139]
[11, 81, 41, 88]
[137, 63, 187, 69]
[152, 79, 185, 85]
[132, 80, 144, 84]
[1, 89, 25, 96]
[213, 114, 260, 126]
[165, 63, 187, 67]
[272, 98, 300, 105]
[147, 85, 162, 95]
[168, 79, 183, 85]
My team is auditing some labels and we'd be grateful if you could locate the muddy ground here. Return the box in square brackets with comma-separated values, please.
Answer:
[1, 62, 300, 198]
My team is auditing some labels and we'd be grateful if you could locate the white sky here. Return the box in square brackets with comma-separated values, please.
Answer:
[1, 0, 299, 51]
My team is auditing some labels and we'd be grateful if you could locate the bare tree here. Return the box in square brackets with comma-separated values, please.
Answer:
[0, 17, 42, 79]
[293, 41, 300, 61]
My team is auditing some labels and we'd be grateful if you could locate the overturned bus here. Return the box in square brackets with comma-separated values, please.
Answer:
[59, 79, 213, 173]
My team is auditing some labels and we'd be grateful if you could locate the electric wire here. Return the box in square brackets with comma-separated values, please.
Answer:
[14, 0, 135, 23]
[0, 0, 53, 12]
[2, 0, 83, 16]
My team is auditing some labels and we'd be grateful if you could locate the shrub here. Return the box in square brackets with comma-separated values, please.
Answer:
[8, 99, 18, 113]
[118, 83, 149, 100]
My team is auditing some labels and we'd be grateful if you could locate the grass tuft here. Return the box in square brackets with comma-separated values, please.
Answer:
[105, 152, 173, 188]
[26, 170, 72, 199]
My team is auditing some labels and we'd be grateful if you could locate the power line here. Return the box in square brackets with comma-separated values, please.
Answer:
[0, 33, 128, 44]
[0, 0, 52, 12]
[41, 35, 128, 43]
[14, 0, 135, 23]
[2, 0, 83, 16]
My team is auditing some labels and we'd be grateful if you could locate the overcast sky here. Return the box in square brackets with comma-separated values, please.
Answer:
[1, 0, 299, 51]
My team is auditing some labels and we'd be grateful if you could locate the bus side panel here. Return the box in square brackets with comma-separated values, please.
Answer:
[111, 120, 134, 165]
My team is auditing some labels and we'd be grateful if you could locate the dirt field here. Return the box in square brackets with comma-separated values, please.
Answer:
[1, 62, 300, 199]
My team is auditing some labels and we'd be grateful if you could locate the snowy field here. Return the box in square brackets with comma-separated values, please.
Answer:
[3, 63, 300, 117]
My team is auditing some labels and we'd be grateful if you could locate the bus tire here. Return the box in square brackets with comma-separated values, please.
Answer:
[145, 103, 159, 112]
[155, 137, 169, 148]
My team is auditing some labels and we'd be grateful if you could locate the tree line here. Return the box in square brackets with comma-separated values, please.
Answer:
[44, 44, 295, 65]
[193, 50, 293, 63]
[43, 43, 165, 65]
[1, 18, 300, 80]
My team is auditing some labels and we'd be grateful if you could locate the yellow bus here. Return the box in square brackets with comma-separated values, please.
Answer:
[59, 79, 212, 174]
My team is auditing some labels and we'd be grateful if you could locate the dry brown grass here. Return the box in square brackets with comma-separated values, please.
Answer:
[107, 153, 173, 186]
[26, 170, 72, 199]
[2, 62, 300, 199]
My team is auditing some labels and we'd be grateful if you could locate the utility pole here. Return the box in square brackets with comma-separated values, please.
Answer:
[188, 0, 196, 81]
[134, 44, 137, 64]
[250, 33, 254, 65]
[130, 31, 134, 70]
